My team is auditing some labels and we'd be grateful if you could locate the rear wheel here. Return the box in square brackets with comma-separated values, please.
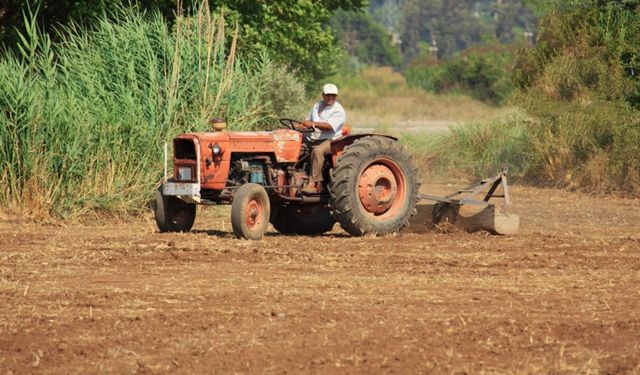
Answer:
[270, 203, 335, 235]
[154, 186, 196, 232]
[231, 184, 270, 240]
[329, 136, 419, 236]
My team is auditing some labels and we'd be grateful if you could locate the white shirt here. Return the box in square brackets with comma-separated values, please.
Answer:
[306, 100, 346, 141]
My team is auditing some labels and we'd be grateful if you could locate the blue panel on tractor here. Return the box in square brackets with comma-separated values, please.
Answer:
[250, 171, 264, 184]
[249, 161, 265, 184]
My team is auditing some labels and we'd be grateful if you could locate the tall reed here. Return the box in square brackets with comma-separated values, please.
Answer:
[0, 3, 280, 218]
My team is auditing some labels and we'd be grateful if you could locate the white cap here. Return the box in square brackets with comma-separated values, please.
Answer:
[322, 83, 338, 95]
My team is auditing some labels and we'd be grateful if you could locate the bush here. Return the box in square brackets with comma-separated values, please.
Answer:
[511, 0, 640, 193]
[255, 56, 307, 125]
[516, 95, 640, 191]
[406, 44, 516, 105]
[403, 112, 533, 179]
[330, 65, 418, 110]
[0, 5, 304, 217]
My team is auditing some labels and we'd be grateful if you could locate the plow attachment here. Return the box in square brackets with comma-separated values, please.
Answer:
[418, 165, 520, 235]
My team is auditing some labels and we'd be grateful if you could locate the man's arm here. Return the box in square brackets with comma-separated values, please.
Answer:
[308, 107, 345, 131]
[304, 121, 333, 131]
[295, 120, 314, 130]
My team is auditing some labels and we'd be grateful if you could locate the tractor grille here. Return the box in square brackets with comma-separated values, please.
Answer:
[174, 139, 197, 160]
[174, 138, 197, 182]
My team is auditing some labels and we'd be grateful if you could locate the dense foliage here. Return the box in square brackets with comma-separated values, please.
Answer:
[366, 0, 537, 60]
[512, 0, 640, 191]
[211, 0, 365, 85]
[0, 6, 306, 217]
[406, 44, 516, 105]
[0, 1, 367, 86]
[421, 0, 640, 192]
[349, 0, 538, 105]
[330, 9, 401, 67]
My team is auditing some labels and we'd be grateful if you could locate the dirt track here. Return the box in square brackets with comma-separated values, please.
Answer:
[1, 184, 639, 374]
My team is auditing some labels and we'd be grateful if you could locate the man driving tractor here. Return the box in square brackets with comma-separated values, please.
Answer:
[156, 81, 421, 240]
[297, 83, 347, 194]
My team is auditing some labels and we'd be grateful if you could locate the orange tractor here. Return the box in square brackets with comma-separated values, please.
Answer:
[154, 119, 419, 240]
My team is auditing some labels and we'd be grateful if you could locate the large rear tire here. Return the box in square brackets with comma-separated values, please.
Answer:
[270, 203, 335, 235]
[154, 186, 196, 233]
[231, 184, 270, 240]
[329, 136, 419, 236]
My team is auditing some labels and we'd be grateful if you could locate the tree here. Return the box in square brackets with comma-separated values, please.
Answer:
[400, 0, 491, 61]
[0, 1, 368, 86]
[369, 0, 403, 34]
[210, 0, 366, 86]
[511, 0, 640, 190]
[514, 0, 640, 104]
[0, 0, 177, 49]
[397, 0, 539, 61]
[330, 9, 401, 67]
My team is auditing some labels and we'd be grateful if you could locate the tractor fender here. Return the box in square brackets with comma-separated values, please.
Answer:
[330, 134, 398, 166]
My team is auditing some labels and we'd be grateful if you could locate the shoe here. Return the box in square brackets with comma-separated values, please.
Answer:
[301, 182, 317, 195]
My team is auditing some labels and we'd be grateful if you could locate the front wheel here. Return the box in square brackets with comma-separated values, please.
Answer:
[329, 136, 419, 236]
[154, 185, 196, 232]
[231, 184, 270, 240]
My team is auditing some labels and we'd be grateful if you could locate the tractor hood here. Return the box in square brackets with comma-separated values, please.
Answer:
[171, 129, 303, 190]
[178, 128, 302, 163]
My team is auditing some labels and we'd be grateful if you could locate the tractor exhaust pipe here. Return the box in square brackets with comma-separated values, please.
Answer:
[163, 142, 168, 181]
[302, 195, 329, 204]
[271, 193, 329, 204]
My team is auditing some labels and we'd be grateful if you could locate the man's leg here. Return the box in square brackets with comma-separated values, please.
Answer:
[303, 140, 331, 193]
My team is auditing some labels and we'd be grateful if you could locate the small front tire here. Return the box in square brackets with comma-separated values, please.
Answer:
[231, 184, 270, 240]
[154, 185, 196, 233]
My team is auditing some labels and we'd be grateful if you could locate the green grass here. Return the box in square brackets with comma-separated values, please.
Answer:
[0, 3, 303, 218]
[404, 100, 640, 195]
[402, 111, 533, 180]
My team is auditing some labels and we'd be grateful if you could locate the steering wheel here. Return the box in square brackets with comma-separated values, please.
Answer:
[279, 118, 315, 133]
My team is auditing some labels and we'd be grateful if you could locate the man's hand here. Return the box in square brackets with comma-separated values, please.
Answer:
[310, 121, 333, 131]
[294, 120, 314, 130]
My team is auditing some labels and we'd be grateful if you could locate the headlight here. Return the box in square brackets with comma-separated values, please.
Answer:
[178, 166, 193, 181]
[212, 143, 222, 155]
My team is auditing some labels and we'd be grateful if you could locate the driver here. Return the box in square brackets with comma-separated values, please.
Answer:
[298, 83, 346, 194]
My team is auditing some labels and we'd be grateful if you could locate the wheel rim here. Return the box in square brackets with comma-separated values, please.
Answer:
[357, 158, 407, 219]
[245, 198, 264, 230]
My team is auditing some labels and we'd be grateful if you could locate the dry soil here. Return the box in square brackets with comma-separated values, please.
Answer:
[1, 184, 639, 374]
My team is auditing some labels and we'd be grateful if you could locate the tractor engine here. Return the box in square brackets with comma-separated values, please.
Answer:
[227, 155, 309, 198]
[229, 158, 268, 185]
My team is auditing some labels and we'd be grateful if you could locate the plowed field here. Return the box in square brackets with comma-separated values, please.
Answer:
[1, 184, 639, 374]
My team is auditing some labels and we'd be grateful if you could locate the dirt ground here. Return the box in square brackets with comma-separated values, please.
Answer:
[1, 183, 639, 374]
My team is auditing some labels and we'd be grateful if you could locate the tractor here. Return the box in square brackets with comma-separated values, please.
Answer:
[153, 118, 419, 240]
